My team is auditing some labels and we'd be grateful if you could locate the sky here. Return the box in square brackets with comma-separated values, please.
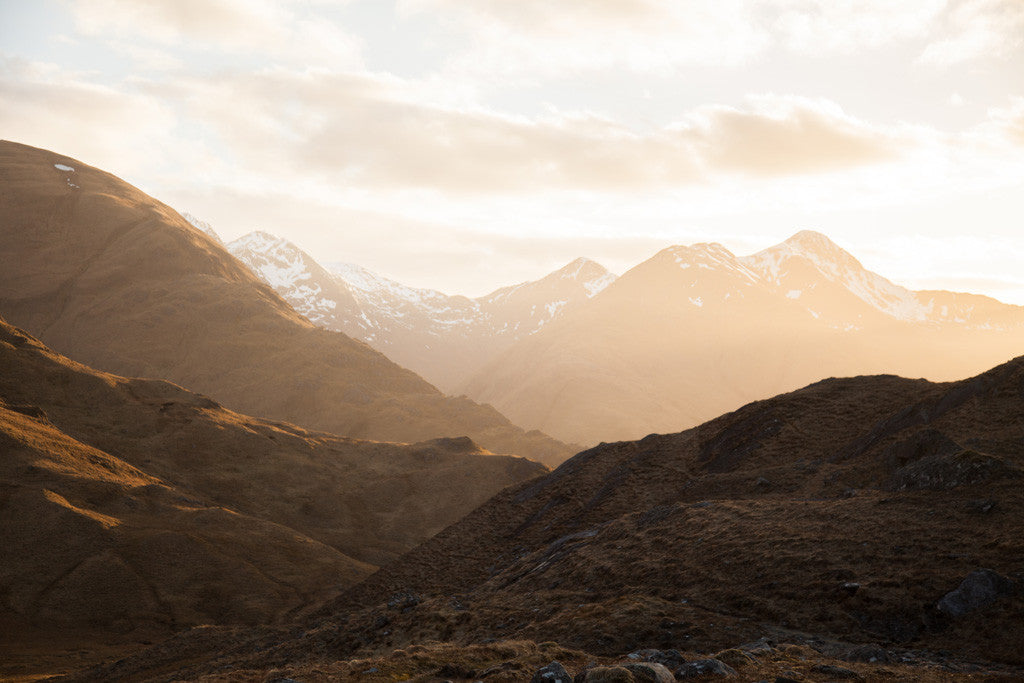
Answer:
[2, 0, 1023, 301]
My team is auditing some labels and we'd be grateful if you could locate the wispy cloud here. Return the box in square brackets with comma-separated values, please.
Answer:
[134, 69, 907, 193]
[918, 0, 1024, 66]
[67, 0, 363, 67]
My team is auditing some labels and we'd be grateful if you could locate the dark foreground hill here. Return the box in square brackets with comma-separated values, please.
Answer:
[0, 140, 572, 465]
[0, 318, 547, 680]
[68, 357, 1024, 681]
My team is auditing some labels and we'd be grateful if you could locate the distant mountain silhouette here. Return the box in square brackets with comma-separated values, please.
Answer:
[0, 141, 572, 465]
[463, 233, 1024, 444]
[226, 222, 1024, 447]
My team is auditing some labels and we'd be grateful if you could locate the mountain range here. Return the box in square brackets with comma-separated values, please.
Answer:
[227, 230, 616, 392]
[224, 224, 1024, 445]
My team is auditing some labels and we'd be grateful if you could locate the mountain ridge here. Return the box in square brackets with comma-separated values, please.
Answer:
[227, 229, 618, 391]
[0, 140, 573, 465]
[461, 231, 1024, 444]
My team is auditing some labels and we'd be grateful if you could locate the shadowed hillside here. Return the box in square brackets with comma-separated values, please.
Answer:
[65, 355, 1024, 681]
[0, 316, 549, 682]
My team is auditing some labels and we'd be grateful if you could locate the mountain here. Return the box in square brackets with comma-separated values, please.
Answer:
[0, 141, 572, 465]
[180, 211, 222, 244]
[0, 314, 547, 668]
[742, 230, 1023, 327]
[227, 230, 616, 391]
[463, 233, 1024, 444]
[71, 357, 1024, 680]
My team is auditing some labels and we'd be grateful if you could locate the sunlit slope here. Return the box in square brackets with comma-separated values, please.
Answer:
[0, 140, 571, 465]
[464, 237, 1024, 444]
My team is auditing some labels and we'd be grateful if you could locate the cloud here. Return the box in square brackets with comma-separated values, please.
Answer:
[979, 97, 1024, 146]
[0, 56, 184, 175]
[106, 41, 184, 72]
[918, 0, 1024, 66]
[148, 69, 903, 194]
[400, 0, 768, 77]
[676, 96, 901, 176]
[69, 0, 290, 47]
[770, 0, 947, 53]
[399, 1, 1023, 81]
[66, 0, 362, 67]
[397, 0, 986, 80]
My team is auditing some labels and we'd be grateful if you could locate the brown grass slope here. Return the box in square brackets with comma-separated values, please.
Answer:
[327, 358, 1024, 664]
[0, 140, 570, 465]
[0, 316, 549, 650]
[0, 317, 547, 569]
[67, 358, 1024, 681]
[0, 377, 370, 638]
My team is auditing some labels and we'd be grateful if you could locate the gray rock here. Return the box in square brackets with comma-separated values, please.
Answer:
[844, 644, 893, 663]
[890, 450, 1021, 491]
[937, 568, 1015, 617]
[810, 663, 863, 680]
[622, 662, 674, 682]
[626, 649, 686, 669]
[839, 581, 860, 597]
[676, 658, 737, 678]
[532, 661, 573, 683]
[738, 638, 775, 655]
[386, 590, 421, 611]
[965, 499, 997, 514]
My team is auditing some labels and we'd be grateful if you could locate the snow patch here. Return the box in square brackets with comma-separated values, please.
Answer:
[584, 271, 616, 297]
[545, 300, 568, 316]
[54, 163, 75, 172]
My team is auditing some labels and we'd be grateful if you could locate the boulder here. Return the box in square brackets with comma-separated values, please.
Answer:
[581, 666, 635, 682]
[532, 661, 573, 683]
[676, 658, 737, 678]
[627, 648, 687, 669]
[622, 662, 674, 682]
[810, 663, 863, 680]
[937, 569, 1015, 617]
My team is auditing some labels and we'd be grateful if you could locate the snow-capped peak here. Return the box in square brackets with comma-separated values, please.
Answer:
[664, 243, 760, 283]
[326, 261, 455, 310]
[227, 230, 287, 253]
[552, 257, 617, 297]
[743, 231, 930, 321]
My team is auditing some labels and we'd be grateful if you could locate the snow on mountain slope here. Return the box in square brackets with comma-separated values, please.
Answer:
[741, 230, 1024, 328]
[479, 257, 618, 336]
[743, 230, 930, 321]
[325, 261, 483, 338]
[227, 230, 618, 390]
[180, 211, 223, 244]
[226, 225, 1023, 397]
[227, 232, 370, 335]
